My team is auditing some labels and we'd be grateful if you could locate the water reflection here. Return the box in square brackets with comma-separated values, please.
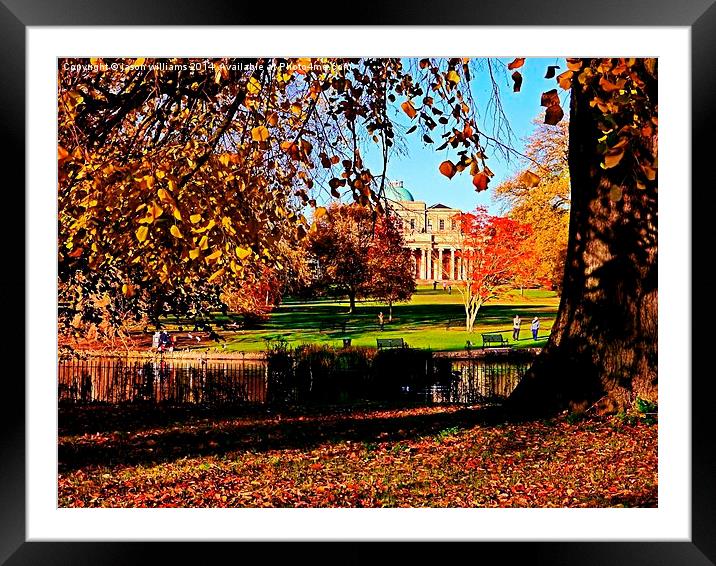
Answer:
[58, 354, 532, 406]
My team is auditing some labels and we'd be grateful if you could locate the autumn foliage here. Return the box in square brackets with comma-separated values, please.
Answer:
[455, 208, 533, 332]
[308, 204, 415, 313]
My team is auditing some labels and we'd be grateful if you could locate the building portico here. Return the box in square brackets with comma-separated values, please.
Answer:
[384, 182, 466, 283]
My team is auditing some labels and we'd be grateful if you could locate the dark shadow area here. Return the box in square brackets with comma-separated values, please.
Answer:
[58, 402, 511, 472]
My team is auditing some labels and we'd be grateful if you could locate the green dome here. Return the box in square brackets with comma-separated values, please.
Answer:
[386, 182, 414, 202]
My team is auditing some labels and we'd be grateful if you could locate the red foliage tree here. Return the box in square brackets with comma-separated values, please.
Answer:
[455, 207, 533, 332]
[308, 204, 415, 314]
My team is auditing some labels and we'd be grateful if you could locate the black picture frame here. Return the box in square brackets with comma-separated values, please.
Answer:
[3, 1, 706, 564]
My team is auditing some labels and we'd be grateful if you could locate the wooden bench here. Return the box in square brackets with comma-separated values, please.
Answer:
[376, 338, 405, 349]
[481, 333, 510, 348]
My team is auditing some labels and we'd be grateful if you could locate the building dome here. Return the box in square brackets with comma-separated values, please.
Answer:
[386, 180, 414, 202]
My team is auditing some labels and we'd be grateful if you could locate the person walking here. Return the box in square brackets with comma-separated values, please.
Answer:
[433, 280, 438, 290]
[378, 311, 384, 331]
[531, 317, 540, 341]
[513, 314, 521, 341]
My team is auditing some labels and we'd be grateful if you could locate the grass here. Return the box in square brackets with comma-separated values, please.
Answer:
[156, 286, 560, 353]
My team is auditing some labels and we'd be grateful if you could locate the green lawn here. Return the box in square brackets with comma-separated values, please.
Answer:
[187, 286, 559, 353]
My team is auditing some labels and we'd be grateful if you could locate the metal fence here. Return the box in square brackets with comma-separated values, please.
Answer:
[58, 356, 267, 405]
[421, 355, 533, 404]
[58, 351, 534, 406]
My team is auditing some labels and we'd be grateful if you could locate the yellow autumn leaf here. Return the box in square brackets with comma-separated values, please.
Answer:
[173, 207, 182, 221]
[135, 226, 149, 242]
[236, 246, 251, 260]
[157, 188, 173, 203]
[190, 214, 202, 224]
[205, 249, 222, 261]
[246, 77, 261, 95]
[207, 268, 225, 283]
[251, 126, 270, 142]
[170, 225, 183, 239]
[133, 58, 145, 67]
[446, 70, 460, 84]
[198, 235, 209, 250]
[189, 248, 201, 260]
[195, 219, 216, 233]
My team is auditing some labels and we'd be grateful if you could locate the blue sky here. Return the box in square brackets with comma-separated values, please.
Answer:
[361, 57, 568, 214]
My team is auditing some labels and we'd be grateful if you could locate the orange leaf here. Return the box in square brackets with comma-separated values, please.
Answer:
[599, 76, 621, 93]
[507, 58, 525, 70]
[401, 100, 417, 120]
[472, 172, 489, 192]
[520, 170, 541, 187]
[439, 160, 457, 179]
[251, 126, 269, 142]
[557, 70, 574, 90]
[604, 148, 625, 169]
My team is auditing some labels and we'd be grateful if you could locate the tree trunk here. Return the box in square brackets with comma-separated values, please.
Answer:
[508, 69, 658, 415]
[388, 300, 393, 322]
[348, 291, 356, 314]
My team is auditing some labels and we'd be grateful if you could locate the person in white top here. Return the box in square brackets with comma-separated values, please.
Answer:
[513, 315, 521, 340]
[531, 317, 540, 340]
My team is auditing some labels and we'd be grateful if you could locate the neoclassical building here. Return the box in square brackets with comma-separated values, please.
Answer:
[385, 181, 467, 282]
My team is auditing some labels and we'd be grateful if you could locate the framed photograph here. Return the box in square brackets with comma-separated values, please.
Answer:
[5, 0, 706, 563]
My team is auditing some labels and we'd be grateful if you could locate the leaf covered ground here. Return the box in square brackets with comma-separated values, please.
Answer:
[58, 403, 657, 508]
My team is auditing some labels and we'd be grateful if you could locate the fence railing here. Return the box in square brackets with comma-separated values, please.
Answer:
[58, 357, 267, 405]
[57, 350, 534, 406]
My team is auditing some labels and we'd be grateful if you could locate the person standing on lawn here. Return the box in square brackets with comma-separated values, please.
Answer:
[531, 317, 540, 340]
[378, 311, 384, 331]
[513, 314, 521, 341]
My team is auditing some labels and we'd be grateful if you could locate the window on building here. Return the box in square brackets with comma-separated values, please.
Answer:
[451, 220, 456, 230]
[410, 218, 415, 230]
[439, 219, 445, 231]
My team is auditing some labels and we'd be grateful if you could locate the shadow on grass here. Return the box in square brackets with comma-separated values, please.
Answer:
[263, 303, 557, 333]
[58, 402, 511, 473]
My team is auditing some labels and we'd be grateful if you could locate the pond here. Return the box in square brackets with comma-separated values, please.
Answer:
[57, 352, 533, 406]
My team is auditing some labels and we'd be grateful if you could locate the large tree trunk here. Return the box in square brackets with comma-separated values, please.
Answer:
[508, 67, 658, 415]
[348, 291, 356, 314]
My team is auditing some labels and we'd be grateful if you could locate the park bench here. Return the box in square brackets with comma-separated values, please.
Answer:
[376, 337, 406, 349]
[481, 333, 510, 348]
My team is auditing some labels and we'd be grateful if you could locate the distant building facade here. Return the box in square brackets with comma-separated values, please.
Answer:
[385, 181, 467, 282]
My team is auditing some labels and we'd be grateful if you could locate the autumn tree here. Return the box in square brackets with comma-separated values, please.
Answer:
[58, 56, 659, 414]
[454, 208, 533, 332]
[364, 214, 416, 321]
[308, 203, 415, 313]
[506, 58, 658, 413]
[494, 120, 570, 291]
[58, 57, 496, 335]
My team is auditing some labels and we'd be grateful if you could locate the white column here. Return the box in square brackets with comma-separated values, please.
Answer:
[450, 249, 455, 281]
[427, 248, 432, 280]
[420, 248, 426, 280]
[438, 249, 443, 280]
